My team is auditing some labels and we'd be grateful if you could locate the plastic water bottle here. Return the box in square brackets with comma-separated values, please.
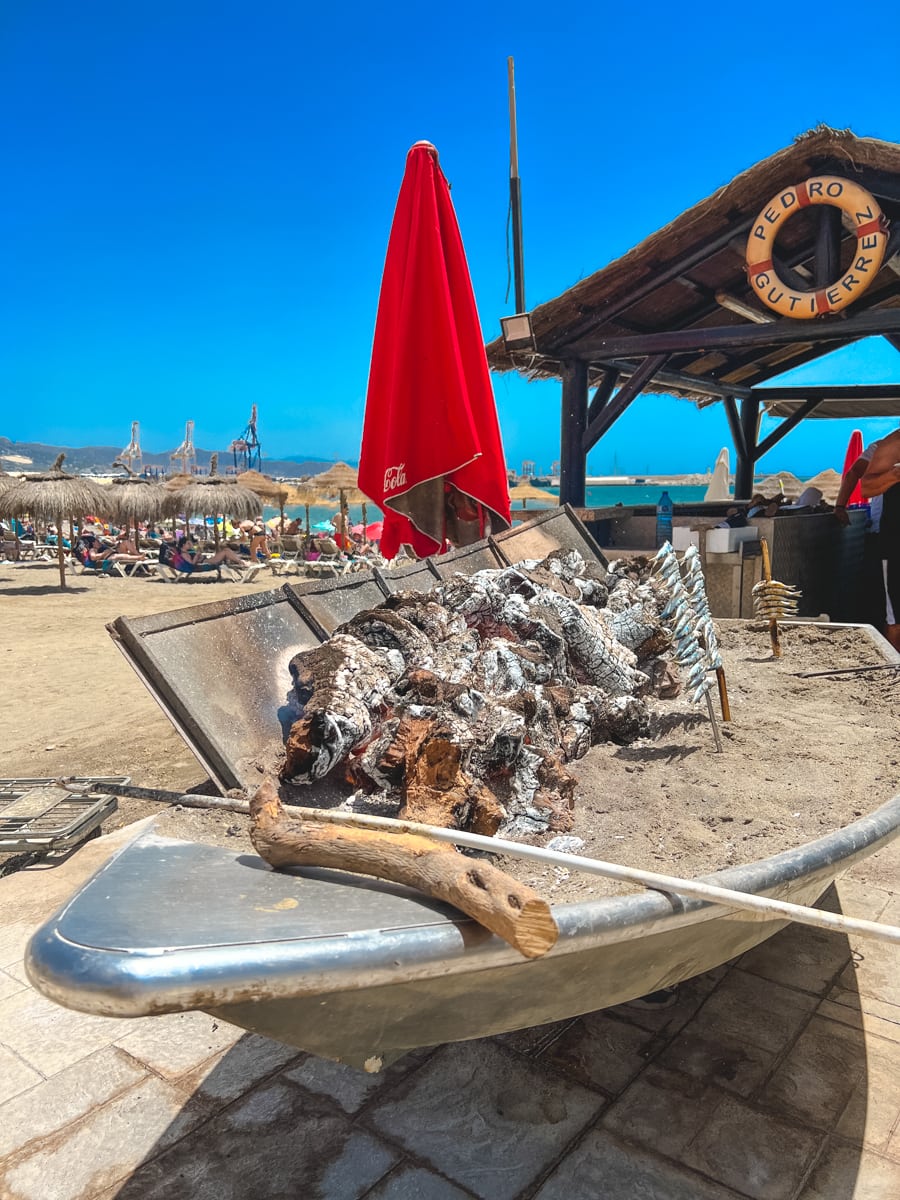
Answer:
[656, 490, 673, 548]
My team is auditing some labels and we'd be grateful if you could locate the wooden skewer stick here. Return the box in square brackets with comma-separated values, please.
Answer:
[704, 689, 723, 752]
[249, 777, 559, 960]
[715, 666, 732, 721]
[794, 664, 900, 679]
[759, 537, 782, 657]
[65, 779, 900, 947]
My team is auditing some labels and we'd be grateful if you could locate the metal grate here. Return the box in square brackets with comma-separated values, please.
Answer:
[0, 777, 125, 852]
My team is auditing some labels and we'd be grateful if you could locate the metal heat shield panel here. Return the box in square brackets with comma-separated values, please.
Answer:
[492, 506, 609, 568]
[108, 587, 322, 793]
[428, 539, 505, 580]
[284, 575, 392, 637]
[374, 560, 441, 595]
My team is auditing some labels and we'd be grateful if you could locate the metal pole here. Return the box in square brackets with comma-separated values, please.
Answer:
[507, 56, 526, 314]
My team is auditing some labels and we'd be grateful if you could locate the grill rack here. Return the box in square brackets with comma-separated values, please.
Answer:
[0, 777, 126, 853]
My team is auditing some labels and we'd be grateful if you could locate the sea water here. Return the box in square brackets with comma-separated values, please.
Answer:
[264, 484, 713, 530]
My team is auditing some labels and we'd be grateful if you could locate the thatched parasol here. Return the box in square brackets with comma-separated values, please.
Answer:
[105, 461, 177, 548]
[0, 454, 111, 588]
[237, 470, 291, 532]
[508, 482, 558, 509]
[282, 483, 335, 538]
[801, 468, 843, 504]
[168, 454, 261, 546]
[756, 471, 804, 499]
[312, 463, 373, 546]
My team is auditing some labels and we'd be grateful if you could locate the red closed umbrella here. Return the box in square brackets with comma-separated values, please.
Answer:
[359, 141, 511, 559]
[841, 429, 865, 507]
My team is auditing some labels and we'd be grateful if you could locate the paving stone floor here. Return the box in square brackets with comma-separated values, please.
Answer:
[0, 818, 898, 1200]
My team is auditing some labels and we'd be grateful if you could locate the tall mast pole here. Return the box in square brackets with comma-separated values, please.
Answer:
[507, 56, 526, 314]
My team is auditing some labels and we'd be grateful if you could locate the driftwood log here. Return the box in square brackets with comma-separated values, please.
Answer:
[249, 777, 558, 959]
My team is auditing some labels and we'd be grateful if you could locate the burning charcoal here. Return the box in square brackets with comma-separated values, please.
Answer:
[384, 596, 468, 643]
[598, 601, 660, 651]
[338, 608, 434, 666]
[284, 635, 403, 784]
[529, 590, 648, 695]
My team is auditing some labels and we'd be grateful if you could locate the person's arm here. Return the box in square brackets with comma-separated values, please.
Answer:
[833, 454, 870, 525]
[861, 439, 900, 497]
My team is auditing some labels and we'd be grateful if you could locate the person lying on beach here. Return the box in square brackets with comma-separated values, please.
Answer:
[77, 533, 146, 566]
[171, 536, 246, 575]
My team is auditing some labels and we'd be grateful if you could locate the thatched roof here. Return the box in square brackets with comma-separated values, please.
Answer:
[236, 470, 290, 503]
[168, 454, 261, 520]
[283, 483, 337, 508]
[0, 454, 111, 522]
[313, 462, 360, 492]
[486, 128, 900, 413]
[103, 462, 177, 525]
[509, 482, 558, 504]
[802, 467, 843, 502]
[756, 472, 805, 497]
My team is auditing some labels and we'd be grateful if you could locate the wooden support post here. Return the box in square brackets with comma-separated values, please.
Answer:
[816, 205, 843, 287]
[722, 396, 748, 465]
[559, 359, 588, 507]
[735, 396, 760, 499]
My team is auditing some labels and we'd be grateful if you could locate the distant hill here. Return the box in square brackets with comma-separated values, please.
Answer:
[0, 437, 341, 479]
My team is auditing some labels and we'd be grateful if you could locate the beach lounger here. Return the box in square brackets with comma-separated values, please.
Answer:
[75, 557, 126, 578]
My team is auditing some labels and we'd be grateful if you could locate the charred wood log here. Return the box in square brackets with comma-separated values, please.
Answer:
[283, 635, 402, 784]
[249, 777, 558, 959]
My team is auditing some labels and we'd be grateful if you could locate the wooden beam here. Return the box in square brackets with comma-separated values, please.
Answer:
[755, 397, 824, 460]
[559, 360, 588, 507]
[842, 165, 900, 206]
[751, 384, 900, 402]
[586, 368, 619, 424]
[723, 396, 748, 463]
[600, 359, 753, 400]
[582, 355, 668, 452]
[571, 309, 900, 361]
[735, 397, 759, 499]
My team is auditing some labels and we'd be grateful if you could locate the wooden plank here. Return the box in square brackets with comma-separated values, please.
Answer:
[603, 359, 753, 400]
[571, 308, 900, 360]
[751, 384, 900, 402]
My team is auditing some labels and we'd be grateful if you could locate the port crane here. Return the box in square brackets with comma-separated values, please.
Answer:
[119, 422, 143, 474]
[228, 404, 261, 473]
[170, 420, 198, 476]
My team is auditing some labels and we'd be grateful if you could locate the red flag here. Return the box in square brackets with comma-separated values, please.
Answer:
[841, 429, 864, 506]
[359, 142, 511, 558]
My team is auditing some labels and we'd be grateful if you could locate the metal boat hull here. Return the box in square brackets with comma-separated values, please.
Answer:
[26, 794, 900, 1063]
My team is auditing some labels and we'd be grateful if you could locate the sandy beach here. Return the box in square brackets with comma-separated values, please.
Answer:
[0, 560, 279, 838]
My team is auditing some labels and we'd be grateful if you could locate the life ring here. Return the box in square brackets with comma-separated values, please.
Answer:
[746, 176, 889, 318]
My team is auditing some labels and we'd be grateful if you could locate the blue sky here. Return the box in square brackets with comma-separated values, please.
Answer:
[3, 2, 900, 476]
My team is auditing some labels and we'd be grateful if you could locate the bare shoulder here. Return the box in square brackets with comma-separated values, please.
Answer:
[866, 430, 900, 467]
